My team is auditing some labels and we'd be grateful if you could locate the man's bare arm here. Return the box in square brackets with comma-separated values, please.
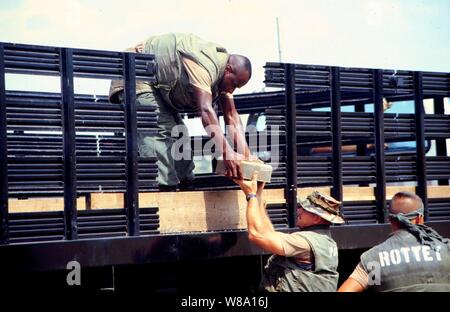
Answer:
[220, 94, 251, 158]
[338, 262, 368, 292]
[235, 173, 285, 255]
[193, 87, 243, 178]
[337, 278, 365, 292]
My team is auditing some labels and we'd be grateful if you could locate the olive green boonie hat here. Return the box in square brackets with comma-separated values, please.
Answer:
[298, 191, 345, 224]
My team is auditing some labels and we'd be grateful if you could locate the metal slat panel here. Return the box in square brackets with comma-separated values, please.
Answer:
[264, 62, 450, 96]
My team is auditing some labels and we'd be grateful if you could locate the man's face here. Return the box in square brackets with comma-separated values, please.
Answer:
[219, 64, 250, 94]
[296, 206, 317, 229]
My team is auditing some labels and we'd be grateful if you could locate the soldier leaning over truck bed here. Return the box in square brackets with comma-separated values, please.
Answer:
[234, 172, 345, 292]
[110, 33, 256, 191]
[339, 191, 450, 292]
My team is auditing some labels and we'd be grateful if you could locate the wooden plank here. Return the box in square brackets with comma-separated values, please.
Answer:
[385, 185, 450, 199]
[9, 197, 86, 213]
[90, 193, 124, 209]
[386, 186, 416, 198]
[298, 186, 376, 201]
[428, 185, 450, 198]
[138, 188, 285, 233]
[344, 187, 376, 201]
[300, 186, 450, 201]
[9, 185, 450, 218]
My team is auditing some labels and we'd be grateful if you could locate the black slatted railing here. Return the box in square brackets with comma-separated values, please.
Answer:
[264, 62, 450, 96]
[1, 42, 157, 244]
[1, 46, 449, 245]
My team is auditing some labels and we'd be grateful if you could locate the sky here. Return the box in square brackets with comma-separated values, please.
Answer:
[1, 0, 449, 95]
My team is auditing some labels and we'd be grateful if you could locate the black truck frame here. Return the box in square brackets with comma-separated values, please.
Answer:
[0, 43, 449, 286]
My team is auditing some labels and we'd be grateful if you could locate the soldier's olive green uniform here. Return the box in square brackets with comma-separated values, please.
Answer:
[110, 33, 229, 186]
[260, 227, 339, 292]
[360, 229, 450, 292]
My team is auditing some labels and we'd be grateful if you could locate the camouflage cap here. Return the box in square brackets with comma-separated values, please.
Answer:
[298, 191, 345, 224]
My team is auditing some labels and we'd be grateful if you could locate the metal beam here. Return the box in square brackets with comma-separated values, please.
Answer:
[1, 221, 449, 273]
[434, 97, 448, 186]
[373, 69, 387, 223]
[355, 103, 367, 157]
[284, 64, 298, 228]
[414, 71, 428, 219]
[124, 52, 139, 236]
[0, 43, 8, 244]
[330, 67, 343, 201]
[60, 48, 78, 240]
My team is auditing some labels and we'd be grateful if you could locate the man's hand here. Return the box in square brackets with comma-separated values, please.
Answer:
[233, 171, 258, 196]
[246, 154, 263, 163]
[223, 149, 245, 179]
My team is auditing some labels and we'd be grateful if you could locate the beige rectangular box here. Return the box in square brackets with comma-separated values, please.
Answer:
[215, 159, 273, 182]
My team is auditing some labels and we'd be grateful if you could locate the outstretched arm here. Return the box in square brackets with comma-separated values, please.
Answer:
[193, 87, 243, 178]
[234, 172, 286, 255]
[338, 263, 368, 292]
[338, 278, 365, 292]
[220, 93, 251, 158]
